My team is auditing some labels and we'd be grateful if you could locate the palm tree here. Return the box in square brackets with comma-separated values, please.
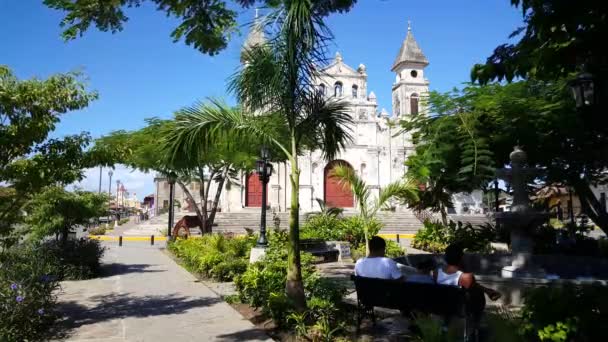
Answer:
[330, 164, 419, 255]
[305, 198, 344, 219]
[168, 1, 353, 309]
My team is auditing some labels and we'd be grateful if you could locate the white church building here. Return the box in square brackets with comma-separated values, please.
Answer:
[154, 19, 484, 215]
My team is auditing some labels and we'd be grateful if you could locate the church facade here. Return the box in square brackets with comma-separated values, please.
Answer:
[155, 22, 479, 215]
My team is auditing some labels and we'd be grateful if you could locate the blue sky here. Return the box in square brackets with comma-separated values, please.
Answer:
[1, 0, 523, 198]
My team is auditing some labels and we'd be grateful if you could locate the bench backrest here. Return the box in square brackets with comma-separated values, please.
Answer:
[351, 275, 467, 317]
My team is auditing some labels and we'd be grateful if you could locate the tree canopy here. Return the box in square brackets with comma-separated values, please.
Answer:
[403, 78, 608, 233]
[0, 66, 98, 238]
[472, 0, 608, 84]
[43, 0, 358, 55]
[25, 187, 108, 243]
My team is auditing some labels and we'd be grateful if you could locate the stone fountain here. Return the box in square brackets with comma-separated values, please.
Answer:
[496, 146, 548, 278]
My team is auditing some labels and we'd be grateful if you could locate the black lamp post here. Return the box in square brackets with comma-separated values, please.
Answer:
[167, 172, 177, 239]
[569, 71, 596, 109]
[256, 146, 273, 247]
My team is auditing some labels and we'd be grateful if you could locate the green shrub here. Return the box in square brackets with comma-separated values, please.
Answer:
[351, 239, 405, 261]
[0, 246, 60, 342]
[88, 226, 106, 235]
[520, 284, 608, 341]
[412, 220, 495, 253]
[301, 215, 343, 241]
[339, 215, 383, 248]
[234, 230, 347, 330]
[301, 214, 383, 250]
[168, 234, 256, 282]
[43, 238, 106, 280]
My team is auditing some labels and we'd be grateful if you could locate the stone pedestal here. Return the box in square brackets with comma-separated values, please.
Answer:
[249, 246, 267, 263]
[501, 230, 545, 278]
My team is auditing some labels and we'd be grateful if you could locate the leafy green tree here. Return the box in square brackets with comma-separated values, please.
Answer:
[471, 0, 608, 83]
[471, 0, 608, 233]
[43, 0, 358, 55]
[25, 187, 108, 244]
[330, 163, 418, 254]
[0, 66, 97, 237]
[405, 78, 608, 234]
[92, 118, 259, 234]
[168, 0, 354, 309]
[401, 89, 495, 223]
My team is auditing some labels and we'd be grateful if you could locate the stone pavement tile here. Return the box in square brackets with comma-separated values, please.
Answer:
[54, 244, 271, 342]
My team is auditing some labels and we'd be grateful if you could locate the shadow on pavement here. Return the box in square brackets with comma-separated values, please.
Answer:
[216, 328, 271, 341]
[98, 263, 166, 278]
[54, 293, 222, 338]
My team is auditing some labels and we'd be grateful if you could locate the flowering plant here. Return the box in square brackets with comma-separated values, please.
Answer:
[1, 245, 60, 341]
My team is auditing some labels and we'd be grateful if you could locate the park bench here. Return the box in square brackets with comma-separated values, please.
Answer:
[300, 239, 351, 262]
[300, 239, 340, 262]
[351, 275, 478, 341]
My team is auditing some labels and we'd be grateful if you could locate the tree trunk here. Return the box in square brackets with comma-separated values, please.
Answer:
[177, 181, 205, 234]
[207, 166, 229, 233]
[198, 167, 209, 233]
[440, 204, 448, 226]
[572, 180, 608, 235]
[61, 225, 69, 246]
[286, 153, 306, 310]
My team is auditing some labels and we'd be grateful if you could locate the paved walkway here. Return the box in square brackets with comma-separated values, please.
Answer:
[54, 243, 271, 342]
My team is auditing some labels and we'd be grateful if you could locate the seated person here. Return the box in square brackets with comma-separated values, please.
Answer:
[406, 259, 435, 284]
[354, 236, 403, 281]
[433, 244, 502, 300]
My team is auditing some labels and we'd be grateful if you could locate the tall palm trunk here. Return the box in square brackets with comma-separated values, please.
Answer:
[286, 139, 305, 310]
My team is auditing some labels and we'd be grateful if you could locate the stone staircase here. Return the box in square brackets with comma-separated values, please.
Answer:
[118, 209, 491, 236]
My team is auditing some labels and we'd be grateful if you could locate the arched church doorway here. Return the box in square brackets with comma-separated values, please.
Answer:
[324, 160, 354, 208]
[245, 172, 266, 207]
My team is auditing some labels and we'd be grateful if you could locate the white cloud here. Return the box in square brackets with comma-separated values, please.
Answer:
[69, 165, 155, 199]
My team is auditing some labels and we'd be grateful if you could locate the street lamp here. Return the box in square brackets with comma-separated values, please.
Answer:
[569, 71, 596, 109]
[256, 146, 273, 247]
[108, 170, 113, 195]
[167, 172, 177, 239]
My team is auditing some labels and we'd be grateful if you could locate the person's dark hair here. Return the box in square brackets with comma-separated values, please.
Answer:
[417, 259, 436, 272]
[368, 236, 386, 253]
[445, 244, 464, 266]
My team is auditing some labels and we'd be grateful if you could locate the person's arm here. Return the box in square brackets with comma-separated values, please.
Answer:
[459, 273, 501, 300]
[387, 259, 405, 281]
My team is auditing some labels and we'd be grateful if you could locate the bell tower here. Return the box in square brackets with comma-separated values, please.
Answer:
[391, 21, 429, 118]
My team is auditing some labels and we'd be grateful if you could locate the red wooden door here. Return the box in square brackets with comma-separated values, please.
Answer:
[246, 172, 264, 207]
[324, 161, 354, 208]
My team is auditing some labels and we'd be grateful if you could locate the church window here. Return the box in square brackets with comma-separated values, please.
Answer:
[352, 85, 358, 98]
[317, 83, 326, 96]
[410, 93, 419, 115]
[411, 70, 418, 78]
[334, 82, 343, 97]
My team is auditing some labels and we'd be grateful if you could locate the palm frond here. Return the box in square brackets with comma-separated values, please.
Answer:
[330, 164, 369, 213]
[166, 100, 291, 161]
[376, 180, 420, 214]
[296, 93, 353, 161]
[230, 43, 285, 113]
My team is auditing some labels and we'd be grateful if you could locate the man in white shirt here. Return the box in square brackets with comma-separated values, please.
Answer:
[354, 236, 404, 280]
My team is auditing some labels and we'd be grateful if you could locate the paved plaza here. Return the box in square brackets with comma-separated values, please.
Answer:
[53, 243, 271, 342]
